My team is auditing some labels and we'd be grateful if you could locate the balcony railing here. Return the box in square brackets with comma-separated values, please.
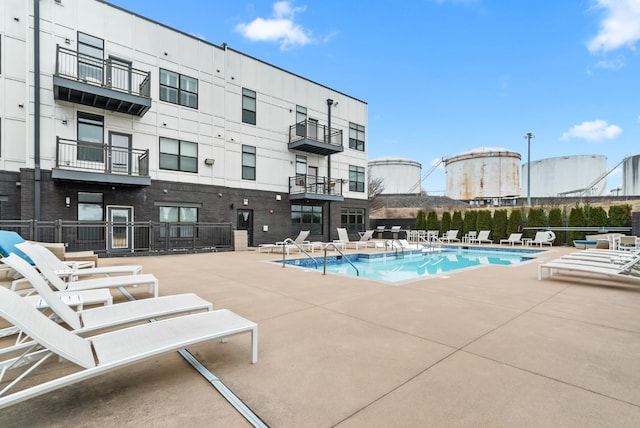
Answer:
[289, 175, 344, 201]
[54, 45, 151, 116]
[288, 120, 343, 155]
[52, 137, 150, 186]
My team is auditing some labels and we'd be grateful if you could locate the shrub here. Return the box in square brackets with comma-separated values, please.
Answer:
[440, 212, 451, 235]
[476, 210, 492, 232]
[492, 209, 508, 243]
[587, 206, 608, 228]
[507, 209, 524, 237]
[451, 211, 464, 233]
[426, 211, 439, 230]
[568, 205, 586, 243]
[463, 210, 477, 235]
[527, 207, 546, 230]
[548, 208, 563, 246]
[415, 210, 427, 230]
[609, 204, 632, 227]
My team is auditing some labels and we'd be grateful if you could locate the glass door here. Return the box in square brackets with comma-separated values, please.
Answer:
[107, 206, 133, 252]
[109, 132, 131, 173]
[237, 209, 253, 247]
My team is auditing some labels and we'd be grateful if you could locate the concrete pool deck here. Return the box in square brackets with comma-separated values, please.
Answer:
[2, 244, 640, 427]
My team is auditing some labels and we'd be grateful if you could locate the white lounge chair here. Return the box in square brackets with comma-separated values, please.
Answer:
[2, 253, 213, 336]
[440, 230, 460, 243]
[258, 230, 311, 254]
[15, 242, 159, 297]
[538, 256, 640, 282]
[0, 286, 257, 409]
[469, 230, 492, 245]
[499, 233, 522, 246]
[335, 228, 373, 249]
[526, 231, 555, 247]
[395, 239, 423, 250]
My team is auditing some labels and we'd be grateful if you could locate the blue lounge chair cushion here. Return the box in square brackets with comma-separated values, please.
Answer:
[0, 230, 34, 264]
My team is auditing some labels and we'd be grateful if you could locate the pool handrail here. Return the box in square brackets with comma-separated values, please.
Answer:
[323, 243, 359, 277]
[280, 238, 318, 269]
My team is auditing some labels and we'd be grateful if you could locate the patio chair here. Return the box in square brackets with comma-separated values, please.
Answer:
[395, 239, 423, 250]
[258, 230, 310, 254]
[440, 230, 460, 243]
[16, 242, 143, 282]
[617, 236, 639, 252]
[538, 255, 640, 283]
[526, 231, 556, 247]
[469, 230, 492, 245]
[334, 228, 372, 249]
[14, 242, 159, 297]
[0, 285, 257, 409]
[1, 253, 213, 338]
[499, 233, 522, 245]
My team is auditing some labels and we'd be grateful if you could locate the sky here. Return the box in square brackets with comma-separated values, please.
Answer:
[107, 0, 640, 195]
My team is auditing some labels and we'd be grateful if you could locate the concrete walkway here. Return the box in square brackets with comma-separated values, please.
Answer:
[2, 245, 640, 427]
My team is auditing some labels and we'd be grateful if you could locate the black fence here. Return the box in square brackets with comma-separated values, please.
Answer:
[0, 220, 232, 256]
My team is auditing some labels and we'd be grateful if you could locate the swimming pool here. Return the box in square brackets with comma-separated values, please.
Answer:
[281, 247, 538, 284]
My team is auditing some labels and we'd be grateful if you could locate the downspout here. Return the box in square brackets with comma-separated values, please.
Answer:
[33, 0, 41, 223]
[326, 99, 333, 242]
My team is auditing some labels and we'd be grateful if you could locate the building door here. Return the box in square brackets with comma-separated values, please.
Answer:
[109, 132, 131, 173]
[108, 56, 131, 92]
[107, 206, 133, 252]
[237, 209, 253, 247]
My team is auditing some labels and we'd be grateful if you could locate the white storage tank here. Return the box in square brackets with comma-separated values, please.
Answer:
[622, 155, 640, 196]
[522, 154, 607, 197]
[368, 157, 422, 194]
[444, 147, 521, 200]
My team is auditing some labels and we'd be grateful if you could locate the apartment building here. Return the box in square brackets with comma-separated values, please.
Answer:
[0, 0, 369, 250]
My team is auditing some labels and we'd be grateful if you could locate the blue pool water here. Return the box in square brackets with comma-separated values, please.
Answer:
[281, 247, 537, 283]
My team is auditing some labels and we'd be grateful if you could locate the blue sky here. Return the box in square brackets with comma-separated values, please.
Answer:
[107, 0, 640, 195]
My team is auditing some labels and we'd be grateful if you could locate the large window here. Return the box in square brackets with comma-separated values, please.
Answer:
[242, 145, 256, 180]
[349, 165, 365, 192]
[341, 208, 365, 234]
[77, 112, 104, 162]
[159, 69, 198, 108]
[159, 137, 198, 173]
[78, 32, 104, 83]
[291, 204, 323, 235]
[349, 122, 365, 151]
[295, 105, 307, 137]
[78, 192, 104, 240]
[242, 88, 256, 125]
[159, 206, 198, 238]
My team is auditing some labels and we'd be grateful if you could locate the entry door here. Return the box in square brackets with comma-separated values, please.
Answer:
[107, 206, 133, 252]
[109, 132, 131, 173]
[237, 209, 253, 247]
[108, 56, 131, 92]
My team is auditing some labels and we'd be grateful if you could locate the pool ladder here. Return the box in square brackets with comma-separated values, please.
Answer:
[279, 239, 359, 277]
[323, 243, 359, 277]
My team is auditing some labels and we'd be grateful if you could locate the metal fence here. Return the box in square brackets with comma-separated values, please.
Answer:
[0, 220, 232, 255]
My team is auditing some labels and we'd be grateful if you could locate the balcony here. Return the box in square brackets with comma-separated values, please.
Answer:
[288, 120, 343, 155]
[51, 138, 151, 186]
[53, 45, 151, 117]
[289, 175, 344, 201]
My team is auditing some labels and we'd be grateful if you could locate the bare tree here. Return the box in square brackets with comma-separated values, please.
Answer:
[368, 174, 385, 211]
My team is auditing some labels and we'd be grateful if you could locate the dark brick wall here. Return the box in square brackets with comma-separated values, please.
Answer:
[0, 171, 21, 220]
[6, 169, 370, 246]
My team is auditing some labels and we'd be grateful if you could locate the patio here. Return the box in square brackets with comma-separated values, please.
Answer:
[1, 245, 640, 427]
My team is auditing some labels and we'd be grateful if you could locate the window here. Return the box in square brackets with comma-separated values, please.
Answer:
[159, 137, 198, 173]
[159, 69, 198, 108]
[78, 192, 104, 240]
[349, 165, 365, 192]
[159, 206, 198, 238]
[295, 105, 307, 136]
[242, 145, 256, 180]
[291, 204, 323, 235]
[77, 112, 104, 162]
[242, 88, 256, 125]
[341, 208, 366, 234]
[78, 32, 104, 83]
[349, 122, 365, 151]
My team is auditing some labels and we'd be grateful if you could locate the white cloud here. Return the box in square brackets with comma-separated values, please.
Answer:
[235, 1, 311, 50]
[560, 119, 622, 141]
[587, 0, 640, 53]
[594, 56, 625, 70]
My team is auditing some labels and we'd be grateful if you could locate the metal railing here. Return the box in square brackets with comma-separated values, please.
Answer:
[280, 238, 318, 269]
[55, 45, 151, 98]
[323, 243, 359, 276]
[0, 220, 232, 255]
[55, 137, 149, 177]
[288, 120, 343, 148]
[289, 175, 343, 196]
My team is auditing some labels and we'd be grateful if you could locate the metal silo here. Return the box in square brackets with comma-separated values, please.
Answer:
[522, 155, 607, 197]
[368, 157, 422, 194]
[623, 155, 640, 196]
[444, 147, 521, 200]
